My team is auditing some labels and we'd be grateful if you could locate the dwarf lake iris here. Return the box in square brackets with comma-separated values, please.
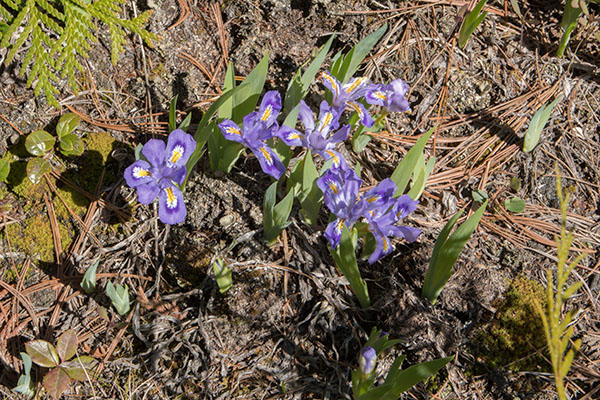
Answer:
[124, 129, 196, 225]
[218, 91, 286, 179]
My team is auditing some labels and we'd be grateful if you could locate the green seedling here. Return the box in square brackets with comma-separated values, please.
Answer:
[21, 113, 84, 184]
[105, 281, 130, 316]
[81, 259, 99, 294]
[523, 97, 561, 153]
[25, 329, 97, 399]
[533, 167, 584, 400]
[212, 257, 232, 294]
[458, 0, 488, 48]
[13, 352, 35, 398]
[505, 197, 526, 213]
[422, 200, 487, 304]
[352, 327, 452, 399]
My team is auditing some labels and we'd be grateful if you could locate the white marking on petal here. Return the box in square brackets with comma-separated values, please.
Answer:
[225, 126, 242, 136]
[345, 77, 368, 94]
[322, 72, 338, 91]
[261, 105, 273, 122]
[259, 147, 273, 166]
[169, 145, 184, 164]
[374, 91, 387, 100]
[326, 178, 339, 194]
[133, 167, 151, 178]
[335, 219, 345, 235]
[325, 150, 340, 167]
[165, 187, 177, 209]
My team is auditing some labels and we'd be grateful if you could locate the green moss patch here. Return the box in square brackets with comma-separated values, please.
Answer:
[5, 213, 72, 265]
[475, 276, 548, 372]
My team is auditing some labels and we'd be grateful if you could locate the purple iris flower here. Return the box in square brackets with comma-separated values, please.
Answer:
[124, 129, 196, 225]
[316, 167, 364, 248]
[363, 188, 421, 264]
[359, 346, 376, 375]
[365, 79, 411, 112]
[277, 100, 350, 169]
[218, 91, 285, 179]
[321, 70, 374, 127]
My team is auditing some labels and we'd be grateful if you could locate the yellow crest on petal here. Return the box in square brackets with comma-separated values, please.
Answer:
[259, 147, 273, 165]
[165, 187, 178, 209]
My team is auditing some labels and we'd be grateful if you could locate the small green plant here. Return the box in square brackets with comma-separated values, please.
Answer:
[24, 329, 97, 399]
[504, 197, 526, 213]
[81, 258, 99, 294]
[212, 257, 232, 294]
[352, 327, 452, 399]
[0, 0, 158, 107]
[458, 0, 488, 48]
[105, 281, 130, 316]
[422, 199, 487, 304]
[533, 169, 584, 400]
[557, 0, 600, 58]
[21, 112, 84, 184]
[523, 97, 561, 153]
[13, 352, 35, 398]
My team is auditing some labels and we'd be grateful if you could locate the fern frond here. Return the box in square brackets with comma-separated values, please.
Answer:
[1, 0, 158, 107]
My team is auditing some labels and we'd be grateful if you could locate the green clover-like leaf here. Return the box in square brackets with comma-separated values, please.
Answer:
[56, 113, 80, 139]
[58, 134, 84, 156]
[61, 356, 98, 381]
[25, 340, 60, 368]
[26, 158, 52, 184]
[56, 330, 78, 363]
[43, 367, 71, 399]
[25, 130, 55, 156]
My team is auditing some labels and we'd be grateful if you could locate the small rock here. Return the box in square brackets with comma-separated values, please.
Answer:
[219, 214, 235, 227]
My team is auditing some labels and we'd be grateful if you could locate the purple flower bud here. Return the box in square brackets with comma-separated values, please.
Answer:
[360, 346, 376, 375]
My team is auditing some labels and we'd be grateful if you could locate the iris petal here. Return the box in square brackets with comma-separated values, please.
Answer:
[165, 129, 196, 167]
[158, 185, 186, 224]
[142, 139, 166, 167]
[124, 160, 153, 188]
[136, 182, 160, 205]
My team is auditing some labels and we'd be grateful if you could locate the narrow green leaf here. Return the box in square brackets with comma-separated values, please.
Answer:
[408, 155, 436, 200]
[458, 0, 488, 48]
[557, 1, 582, 58]
[336, 24, 387, 83]
[212, 257, 232, 294]
[178, 112, 192, 132]
[232, 52, 269, 121]
[56, 330, 78, 363]
[56, 113, 80, 139]
[26, 340, 60, 368]
[382, 356, 453, 397]
[523, 97, 561, 152]
[299, 151, 322, 225]
[105, 282, 130, 316]
[504, 197, 526, 213]
[25, 130, 55, 156]
[263, 181, 295, 244]
[422, 201, 487, 303]
[219, 62, 236, 119]
[284, 35, 335, 111]
[510, 0, 522, 18]
[471, 189, 489, 203]
[81, 259, 98, 294]
[390, 127, 434, 197]
[329, 226, 370, 308]
[43, 367, 71, 399]
[26, 158, 52, 184]
[168, 94, 178, 132]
